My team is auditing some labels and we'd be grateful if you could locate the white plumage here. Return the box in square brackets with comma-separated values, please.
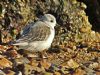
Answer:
[13, 14, 56, 52]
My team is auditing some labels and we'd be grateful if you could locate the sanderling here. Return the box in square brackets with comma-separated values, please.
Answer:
[13, 14, 56, 53]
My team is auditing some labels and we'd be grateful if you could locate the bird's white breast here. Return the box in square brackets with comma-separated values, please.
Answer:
[45, 28, 55, 48]
[28, 28, 55, 52]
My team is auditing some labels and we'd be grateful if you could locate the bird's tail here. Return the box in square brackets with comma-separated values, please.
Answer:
[9, 40, 28, 46]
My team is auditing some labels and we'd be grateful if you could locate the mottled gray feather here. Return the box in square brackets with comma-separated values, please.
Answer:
[16, 21, 51, 43]
[21, 22, 35, 36]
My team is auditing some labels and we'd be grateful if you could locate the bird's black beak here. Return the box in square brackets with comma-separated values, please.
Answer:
[55, 23, 60, 29]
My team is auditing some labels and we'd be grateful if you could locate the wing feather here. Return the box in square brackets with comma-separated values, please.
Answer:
[15, 21, 51, 44]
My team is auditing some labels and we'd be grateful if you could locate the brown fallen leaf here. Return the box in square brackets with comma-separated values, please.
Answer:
[73, 68, 86, 75]
[6, 70, 15, 75]
[44, 72, 53, 75]
[0, 57, 12, 69]
[80, 27, 91, 33]
[30, 60, 38, 67]
[7, 50, 20, 58]
[40, 60, 51, 69]
[61, 59, 79, 69]
[54, 71, 61, 75]
[0, 45, 6, 51]
[96, 71, 100, 75]
[67, 59, 79, 68]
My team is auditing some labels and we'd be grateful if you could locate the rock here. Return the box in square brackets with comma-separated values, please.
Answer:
[0, 0, 99, 74]
[83, 66, 96, 75]
[23, 64, 34, 75]
[15, 57, 30, 65]
[89, 62, 99, 69]
[0, 70, 6, 75]
[16, 71, 22, 75]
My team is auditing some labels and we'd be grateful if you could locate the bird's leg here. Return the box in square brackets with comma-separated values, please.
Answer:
[38, 51, 43, 60]
[23, 50, 38, 58]
[37, 50, 48, 60]
[42, 50, 48, 59]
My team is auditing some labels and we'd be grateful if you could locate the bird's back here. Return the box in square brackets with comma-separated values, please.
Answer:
[13, 21, 54, 52]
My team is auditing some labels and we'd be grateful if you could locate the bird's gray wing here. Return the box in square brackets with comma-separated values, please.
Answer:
[15, 21, 51, 45]
[21, 22, 35, 36]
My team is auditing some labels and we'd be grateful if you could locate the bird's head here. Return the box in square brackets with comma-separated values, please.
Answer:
[40, 14, 56, 28]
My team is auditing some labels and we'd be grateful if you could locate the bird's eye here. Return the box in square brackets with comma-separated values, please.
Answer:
[50, 20, 53, 22]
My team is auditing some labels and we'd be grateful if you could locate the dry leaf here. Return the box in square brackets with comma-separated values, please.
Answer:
[8, 50, 19, 58]
[6, 70, 15, 75]
[54, 71, 61, 75]
[44, 72, 53, 75]
[0, 57, 12, 69]
[73, 68, 86, 75]
[96, 71, 100, 75]
[40, 60, 51, 69]
[67, 59, 79, 68]
[0, 45, 5, 51]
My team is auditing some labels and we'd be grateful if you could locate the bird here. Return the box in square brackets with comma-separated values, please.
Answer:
[12, 14, 56, 58]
